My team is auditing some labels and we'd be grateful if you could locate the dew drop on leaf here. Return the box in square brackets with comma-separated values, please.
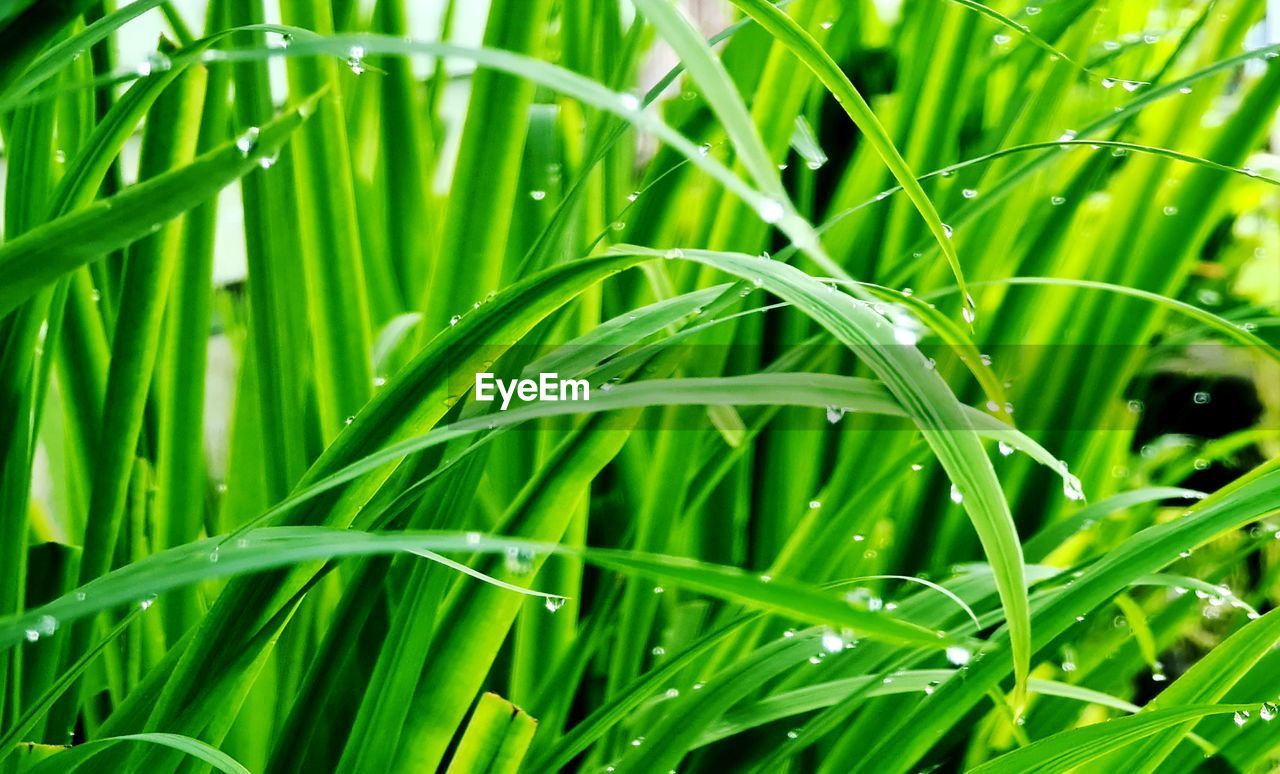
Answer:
[235, 127, 260, 157]
[945, 646, 971, 666]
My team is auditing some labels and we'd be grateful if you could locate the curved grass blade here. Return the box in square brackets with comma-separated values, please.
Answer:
[967, 705, 1255, 774]
[854, 462, 1280, 774]
[928, 277, 1280, 363]
[0, 91, 321, 317]
[27, 732, 250, 774]
[0, 0, 166, 107]
[0, 530, 966, 652]
[223, 371, 1067, 543]
[1023, 488, 1206, 562]
[1100, 606, 1280, 772]
[726, 0, 973, 317]
[0, 610, 138, 762]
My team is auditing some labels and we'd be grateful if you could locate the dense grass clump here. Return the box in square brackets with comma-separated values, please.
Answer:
[1, 0, 1279, 771]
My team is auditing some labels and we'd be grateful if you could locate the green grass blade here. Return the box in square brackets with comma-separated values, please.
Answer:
[443, 693, 537, 774]
[0, 93, 319, 317]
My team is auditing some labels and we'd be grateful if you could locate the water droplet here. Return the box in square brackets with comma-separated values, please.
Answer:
[346, 45, 366, 75]
[825, 405, 846, 424]
[808, 500, 822, 510]
[544, 596, 566, 613]
[961, 188, 978, 199]
[786, 729, 800, 740]
[698, 143, 712, 156]
[962, 305, 976, 324]
[1192, 391, 1210, 405]
[619, 93, 640, 111]
[1026, 5, 1041, 15]
[236, 126, 260, 157]
[1050, 195, 1066, 206]
[504, 546, 536, 574]
[1121, 80, 1142, 92]
[529, 190, 546, 201]
[852, 534, 865, 542]
[630, 736, 645, 747]
[820, 628, 845, 653]
[653, 586, 664, 594]
[757, 197, 786, 224]
[1063, 474, 1085, 501]
[1235, 710, 1250, 727]
[450, 315, 462, 326]
[663, 248, 683, 260]
[942, 223, 954, 239]
[894, 325, 920, 346]
[1163, 205, 1179, 216]
[993, 33, 1011, 45]
[627, 191, 640, 202]
[1261, 702, 1278, 721]
[24, 629, 39, 642]
[139, 595, 156, 611]
[998, 441, 1014, 456]
[344, 415, 355, 426]
[651, 646, 665, 656]
[209, 547, 220, 563]
[1178, 85, 1192, 94]
[950, 484, 964, 504]
[946, 646, 971, 666]
[1127, 399, 1144, 414]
